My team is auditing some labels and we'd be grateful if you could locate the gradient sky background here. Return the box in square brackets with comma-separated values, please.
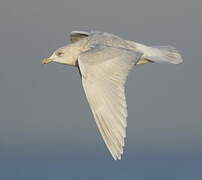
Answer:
[0, 0, 202, 179]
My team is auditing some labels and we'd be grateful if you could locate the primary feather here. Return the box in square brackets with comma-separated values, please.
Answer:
[78, 45, 142, 159]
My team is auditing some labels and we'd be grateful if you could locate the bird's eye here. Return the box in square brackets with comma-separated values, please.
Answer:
[56, 52, 63, 57]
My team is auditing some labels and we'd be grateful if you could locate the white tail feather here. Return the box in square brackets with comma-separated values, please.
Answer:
[135, 43, 183, 64]
[146, 45, 183, 64]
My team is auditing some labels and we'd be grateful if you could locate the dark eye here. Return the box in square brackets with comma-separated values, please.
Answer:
[56, 51, 63, 57]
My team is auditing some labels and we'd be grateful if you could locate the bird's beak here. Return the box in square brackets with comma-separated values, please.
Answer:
[41, 58, 53, 64]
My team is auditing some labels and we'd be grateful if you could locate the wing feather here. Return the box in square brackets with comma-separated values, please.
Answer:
[78, 45, 142, 160]
[70, 31, 90, 43]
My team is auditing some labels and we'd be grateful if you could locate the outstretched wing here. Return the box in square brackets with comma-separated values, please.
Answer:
[70, 31, 90, 43]
[78, 45, 142, 160]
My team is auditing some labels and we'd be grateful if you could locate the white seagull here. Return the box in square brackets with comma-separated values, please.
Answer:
[42, 30, 183, 160]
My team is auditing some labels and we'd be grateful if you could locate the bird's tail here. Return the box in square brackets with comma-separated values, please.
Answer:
[135, 43, 183, 65]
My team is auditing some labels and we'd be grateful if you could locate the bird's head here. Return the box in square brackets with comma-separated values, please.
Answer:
[42, 43, 82, 66]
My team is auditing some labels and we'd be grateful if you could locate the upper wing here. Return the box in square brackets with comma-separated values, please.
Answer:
[70, 30, 90, 43]
[78, 45, 142, 160]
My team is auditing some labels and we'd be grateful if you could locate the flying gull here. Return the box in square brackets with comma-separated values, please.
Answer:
[42, 30, 183, 160]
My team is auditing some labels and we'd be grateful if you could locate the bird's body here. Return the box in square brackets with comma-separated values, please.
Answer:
[42, 30, 183, 160]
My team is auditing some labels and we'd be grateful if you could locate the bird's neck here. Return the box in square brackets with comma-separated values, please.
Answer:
[68, 39, 89, 66]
